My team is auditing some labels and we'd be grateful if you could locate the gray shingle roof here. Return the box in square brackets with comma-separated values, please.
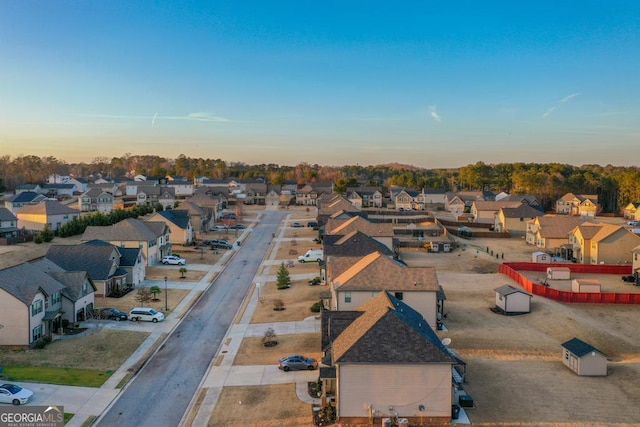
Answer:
[46, 243, 119, 281]
[0, 208, 17, 221]
[0, 258, 66, 305]
[323, 231, 394, 258]
[82, 218, 165, 242]
[495, 284, 532, 297]
[49, 271, 96, 302]
[18, 200, 79, 215]
[156, 210, 190, 229]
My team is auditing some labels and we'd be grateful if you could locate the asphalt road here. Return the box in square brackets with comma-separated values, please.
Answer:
[96, 210, 286, 427]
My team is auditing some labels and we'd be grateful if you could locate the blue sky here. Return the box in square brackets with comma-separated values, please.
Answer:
[1, 1, 639, 168]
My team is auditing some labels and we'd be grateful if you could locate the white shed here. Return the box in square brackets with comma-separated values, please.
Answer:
[532, 251, 550, 263]
[572, 279, 601, 293]
[547, 267, 571, 280]
[494, 285, 532, 314]
[561, 338, 608, 376]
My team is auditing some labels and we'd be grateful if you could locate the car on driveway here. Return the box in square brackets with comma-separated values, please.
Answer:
[292, 222, 304, 228]
[211, 224, 229, 231]
[0, 384, 34, 405]
[278, 354, 318, 371]
[162, 255, 186, 265]
[129, 307, 165, 323]
[99, 308, 128, 321]
[307, 221, 318, 227]
[209, 239, 233, 249]
[229, 224, 246, 230]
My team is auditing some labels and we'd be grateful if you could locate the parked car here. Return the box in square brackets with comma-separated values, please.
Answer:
[307, 221, 318, 228]
[628, 220, 639, 226]
[218, 213, 237, 220]
[0, 384, 34, 405]
[129, 307, 165, 323]
[100, 308, 128, 321]
[211, 224, 229, 231]
[162, 255, 186, 265]
[622, 275, 636, 283]
[210, 240, 233, 249]
[292, 222, 304, 228]
[278, 355, 318, 371]
[229, 224, 246, 229]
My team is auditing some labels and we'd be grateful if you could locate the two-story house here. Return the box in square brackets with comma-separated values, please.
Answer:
[4, 191, 47, 213]
[78, 188, 115, 213]
[526, 215, 586, 254]
[556, 193, 599, 217]
[471, 200, 523, 224]
[494, 204, 544, 234]
[346, 186, 384, 209]
[166, 179, 194, 198]
[0, 207, 19, 240]
[325, 216, 395, 252]
[568, 222, 640, 264]
[17, 200, 80, 231]
[146, 210, 194, 246]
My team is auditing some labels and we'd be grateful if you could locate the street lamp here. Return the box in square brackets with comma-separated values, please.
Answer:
[164, 276, 168, 311]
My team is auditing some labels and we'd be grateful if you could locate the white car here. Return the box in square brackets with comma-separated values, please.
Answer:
[162, 255, 186, 265]
[129, 307, 165, 323]
[0, 383, 34, 405]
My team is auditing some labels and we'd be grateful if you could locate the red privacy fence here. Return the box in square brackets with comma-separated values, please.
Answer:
[500, 262, 640, 304]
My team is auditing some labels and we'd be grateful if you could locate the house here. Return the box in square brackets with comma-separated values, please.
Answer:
[15, 184, 42, 195]
[494, 285, 532, 314]
[0, 207, 19, 240]
[81, 218, 171, 266]
[320, 291, 458, 425]
[166, 179, 194, 198]
[323, 231, 395, 260]
[318, 196, 362, 225]
[561, 338, 608, 376]
[526, 215, 586, 255]
[68, 177, 89, 193]
[46, 240, 144, 297]
[295, 184, 319, 206]
[325, 216, 395, 252]
[346, 186, 384, 209]
[327, 251, 443, 329]
[471, 200, 523, 224]
[0, 258, 95, 347]
[146, 210, 194, 246]
[4, 191, 47, 213]
[78, 188, 115, 213]
[444, 191, 489, 215]
[419, 188, 447, 205]
[42, 183, 77, 198]
[244, 183, 267, 205]
[175, 201, 208, 233]
[494, 203, 544, 234]
[568, 222, 640, 264]
[17, 200, 80, 231]
[622, 202, 640, 219]
[136, 186, 176, 210]
[391, 188, 420, 211]
[48, 174, 71, 184]
[555, 193, 599, 217]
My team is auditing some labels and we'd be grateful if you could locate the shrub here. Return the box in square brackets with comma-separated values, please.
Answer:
[33, 336, 52, 349]
[310, 301, 323, 313]
[273, 299, 285, 311]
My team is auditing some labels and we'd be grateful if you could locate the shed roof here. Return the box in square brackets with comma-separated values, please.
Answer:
[562, 338, 607, 357]
[494, 284, 532, 297]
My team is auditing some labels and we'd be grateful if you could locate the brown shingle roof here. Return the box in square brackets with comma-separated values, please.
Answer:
[533, 215, 585, 239]
[325, 216, 394, 237]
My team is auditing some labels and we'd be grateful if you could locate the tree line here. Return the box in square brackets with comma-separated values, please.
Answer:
[1, 155, 638, 213]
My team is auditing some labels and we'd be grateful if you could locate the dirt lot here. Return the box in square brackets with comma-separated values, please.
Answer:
[0, 236, 83, 269]
[251, 279, 324, 324]
[95, 288, 192, 316]
[233, 333, 321, 366]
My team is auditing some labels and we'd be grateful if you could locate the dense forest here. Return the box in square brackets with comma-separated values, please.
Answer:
[1, 154, 639, 213]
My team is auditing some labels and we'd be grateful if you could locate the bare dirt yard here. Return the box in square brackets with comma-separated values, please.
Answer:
[251, 279, 324, 324]
[0, 235, 83, 269]
[432, 233, 640, 425]
[233, 333, 321, 366]
[95, 288, 192, 316]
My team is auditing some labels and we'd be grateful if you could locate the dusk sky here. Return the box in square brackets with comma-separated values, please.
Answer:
[1, 1, 639, 168]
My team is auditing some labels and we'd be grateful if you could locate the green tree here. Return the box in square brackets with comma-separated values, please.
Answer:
[179, 267, 187, 278]
[276, 262, 291, 289]
[150, 285, 161, 300]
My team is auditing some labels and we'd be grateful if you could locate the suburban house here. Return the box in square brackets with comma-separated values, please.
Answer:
[0, 258, 96, 347]
[471, 200, 523, 224]
[346, 186, 384, 209]
[0, 208, 19, 240]
[296, 181, 333, 206]
[146, 210, 194, 246]
[323, 231, 395, 260]
[136, 186, 176, 210]
[494, 204, 545, 234]
[318, 196, 362, 225]
[622, 202, 640, 220]
[327, 251, 443, 329]
[568, 222, 640, 264]
[419, 188, 447, 205]
[555, 193, 599, 217]
[175, 201, 208, 234]
[444, 191, 490, 215]
[15, 184, 42, 195]
[81, 218, 171, 266]
[325, 216, 395, 252]
[4, 191, 47, 213]
[68, 177, 89, 193]
[320, 291, 458, 426]
[526, 215, 586, 254]
[17, 200, 80, 231]
[561, 338, 608, 376]
[166, 179, 194, 198]
[42, 183, 77, 198]
[391, 188, 447, 210]
[244, 183, 267, 205]
[46, 240, 144, 297]
[78, 187, 115, 213]
[494, 285, 532, 314]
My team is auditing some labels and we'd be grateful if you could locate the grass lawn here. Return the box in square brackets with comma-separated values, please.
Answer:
[208, 384, 313, 427]
[233, 333, 321, 366]
[1, 366, 112, 387]
[0, 330, 148, 372]
[251, 279, 324, 323]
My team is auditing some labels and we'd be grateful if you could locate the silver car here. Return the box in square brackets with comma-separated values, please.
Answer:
[278, 355, 318, 371]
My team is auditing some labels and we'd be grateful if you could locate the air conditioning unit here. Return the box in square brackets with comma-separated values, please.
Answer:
[381, 418, 392, 427]
[398, 419, 409, 427]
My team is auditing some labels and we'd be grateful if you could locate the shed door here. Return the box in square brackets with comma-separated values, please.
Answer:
[570, 355, 579, 373]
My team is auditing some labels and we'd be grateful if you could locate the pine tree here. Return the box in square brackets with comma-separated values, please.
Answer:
[276, 262, 291, 289]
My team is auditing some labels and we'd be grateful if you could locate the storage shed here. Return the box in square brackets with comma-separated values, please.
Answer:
[547, 267, 571, 280]
[532, 251, 550, 263]
[494, 285, 532, 315]
[561, 338, 608, 376]
[571, 279, 601, 293]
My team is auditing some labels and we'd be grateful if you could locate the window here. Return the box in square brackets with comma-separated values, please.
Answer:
[344, 292, 351, 303]
[565, 350, 569, 360]
[52, 292, 60, 305]
[31, 299, 43, 316]
[394, 292, 403, 300]
[32, 325, 43, 341]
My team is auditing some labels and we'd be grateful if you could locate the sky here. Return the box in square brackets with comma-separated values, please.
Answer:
[1, 1, 639, 168]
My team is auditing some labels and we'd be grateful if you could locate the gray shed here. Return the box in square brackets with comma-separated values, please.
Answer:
[561, 338, 608, 376]
[494, 285, 532, 315]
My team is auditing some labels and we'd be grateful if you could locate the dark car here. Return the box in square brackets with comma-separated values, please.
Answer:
[229, 224, 246, 229]
[278, 354, 318, 371]
[292, 222, 304, 228]
[307, 221, 318, 228]
[100, 308, 128, 321]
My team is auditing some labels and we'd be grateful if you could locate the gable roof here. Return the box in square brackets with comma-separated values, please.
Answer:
[473, 200, 523, 211]
[500, 204, 544, 219]
[0, 258, 66, 305]
[325, 216, 394, 237]
[18, 200, 79, 215]
[331, 291, 455, 364]
[154, 210, 191, 229]
[82, 218, 166, 242]
[532, 215, 586, 239]
[323, 231, 395, 258]
[49, 271, 96, 302]
[46, 243, 119, 281]
[332, 252, 439, 292]
[562, 337, 607, 357]
[495, 284, 532, 297]
[0, 208, 17, 221]
[10, 191, 43, 204]
[572, 222, 632, 243]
